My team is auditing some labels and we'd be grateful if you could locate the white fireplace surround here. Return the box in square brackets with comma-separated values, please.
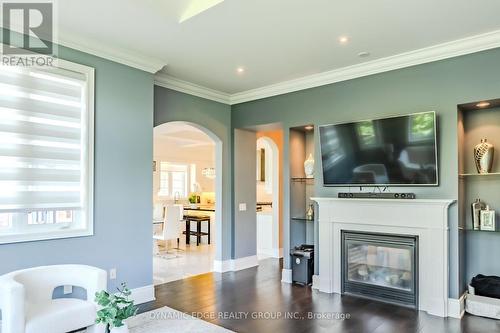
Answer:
[311, 197, 455, 317]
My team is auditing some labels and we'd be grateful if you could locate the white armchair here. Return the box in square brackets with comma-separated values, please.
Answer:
[0, 264, 107, 333]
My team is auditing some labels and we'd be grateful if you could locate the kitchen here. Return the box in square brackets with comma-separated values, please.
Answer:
[152, 123, 217, 284]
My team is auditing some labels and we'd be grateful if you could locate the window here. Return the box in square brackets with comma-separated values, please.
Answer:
[158, 162, 189, 198]
[409, 112, 435, 142]
[356, 120, 380, 148]
[0, 60, 94, 244]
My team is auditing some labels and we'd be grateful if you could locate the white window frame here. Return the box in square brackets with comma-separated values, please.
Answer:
[158, 162, 190, 199]
[0, 59, 95, 244]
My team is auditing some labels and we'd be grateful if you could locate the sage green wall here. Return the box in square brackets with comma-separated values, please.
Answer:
[233, 129, 257, 258]
[154, 86, 233, 261]
[232, 48, 500, 298]
[0, 30, 155, 292]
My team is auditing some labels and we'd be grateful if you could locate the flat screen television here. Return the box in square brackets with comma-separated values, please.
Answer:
[319, 111, 438, 186]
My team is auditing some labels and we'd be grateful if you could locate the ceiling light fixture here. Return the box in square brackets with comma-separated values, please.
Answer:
[358, 51, 370, 58]
[304, 125, 314, 131]
[236, 67, 245, 74]
[339, 36, 349, 44]
[202, 167, 216, 179]
[476, 102, 491, 108]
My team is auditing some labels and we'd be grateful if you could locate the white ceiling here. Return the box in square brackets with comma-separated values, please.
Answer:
[59, 0, 500, 94]
[154, 123, 214, 148]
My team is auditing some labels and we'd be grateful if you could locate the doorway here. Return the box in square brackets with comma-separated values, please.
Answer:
[256, 136, 281, 259]
[152, 121, 223, 284]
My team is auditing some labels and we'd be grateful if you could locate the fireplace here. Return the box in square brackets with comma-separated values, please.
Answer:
[341, 231, 418, 308]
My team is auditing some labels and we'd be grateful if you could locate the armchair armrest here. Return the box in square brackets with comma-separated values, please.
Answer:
[84, 268, 107, 307]
[0, 277, 26, 333]
[63, 265, 107, 306]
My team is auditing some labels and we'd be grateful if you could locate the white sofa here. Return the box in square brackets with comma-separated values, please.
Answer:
[0, 265, 107, 333]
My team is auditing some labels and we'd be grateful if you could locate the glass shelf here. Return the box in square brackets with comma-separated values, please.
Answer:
[459, 172, 500, 178]
[291, 177, 314, 183]
[465, 229, 500, 233]
[291, 216, 313, 222]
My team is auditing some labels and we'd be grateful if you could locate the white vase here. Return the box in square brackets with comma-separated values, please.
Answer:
[474, 138, 494, 174]
[304, 153, 314, 178]
[111, 324, 129, 333]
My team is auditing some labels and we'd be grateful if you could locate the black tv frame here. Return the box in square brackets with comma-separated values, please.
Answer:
[318, 111, 439, 187]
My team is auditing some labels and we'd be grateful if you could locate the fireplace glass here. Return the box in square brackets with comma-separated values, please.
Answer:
[342, 231, 418, 307]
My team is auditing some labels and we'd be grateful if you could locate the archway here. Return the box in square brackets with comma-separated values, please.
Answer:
[152, 121, 223, 282]
[256, 136, 280, 258]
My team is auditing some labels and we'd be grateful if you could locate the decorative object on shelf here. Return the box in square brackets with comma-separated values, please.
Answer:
[202, 167, 216, 179]
[95, 282, 138, 333]
[480, 205, 496, 231]
[471, 198, 486, 230]
[474, 139, 494, 174]
[304, 153, 314, 178]
[306, 204, 314, 221]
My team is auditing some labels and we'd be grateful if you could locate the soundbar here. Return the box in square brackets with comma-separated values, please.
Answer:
[338, 192, 416, 199]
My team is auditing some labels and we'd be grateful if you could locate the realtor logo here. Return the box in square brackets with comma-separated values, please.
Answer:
[1, 0, 57, 66]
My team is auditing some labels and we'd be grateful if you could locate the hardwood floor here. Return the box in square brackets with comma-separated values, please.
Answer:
[140, 259, 500, 333]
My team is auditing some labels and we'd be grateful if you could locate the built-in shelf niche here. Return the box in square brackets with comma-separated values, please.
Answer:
[458, 98, 500, 231]
[289, 125, 315, 249]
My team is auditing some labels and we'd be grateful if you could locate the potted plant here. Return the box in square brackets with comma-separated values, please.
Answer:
[188, 193, 198, 208]
[95, 283, 138, 333]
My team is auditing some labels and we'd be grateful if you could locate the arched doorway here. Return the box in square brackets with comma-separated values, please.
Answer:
[256, 136, 280, 258]
[152, 121, 223, 283]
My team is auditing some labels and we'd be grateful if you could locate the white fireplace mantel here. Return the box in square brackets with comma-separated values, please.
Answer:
[311, 197, 455, 317]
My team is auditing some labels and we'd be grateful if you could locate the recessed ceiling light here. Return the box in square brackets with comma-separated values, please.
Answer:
[358, 51, 370, 58]
[304, 125, 314, 131]
[476, 102, 491, 108]
[339, 36, 349, 44]
[236, 67, 245, 74]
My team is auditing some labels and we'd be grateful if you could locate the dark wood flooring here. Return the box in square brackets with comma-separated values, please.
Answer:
[140, 259, 500, 333]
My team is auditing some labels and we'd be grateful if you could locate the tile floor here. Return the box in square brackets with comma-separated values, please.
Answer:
[153, 239, 215, 285]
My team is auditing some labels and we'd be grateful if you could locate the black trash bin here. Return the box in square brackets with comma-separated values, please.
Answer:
[290, 244, 314, 285]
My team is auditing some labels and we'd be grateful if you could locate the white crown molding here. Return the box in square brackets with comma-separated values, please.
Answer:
[58, 32, 167, 74]
[230, 30, 500, 104]
[155, 73, 231, 104]
[154, 30, 500, 105]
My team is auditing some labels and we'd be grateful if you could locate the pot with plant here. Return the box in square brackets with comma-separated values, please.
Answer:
[188, 193, 198, 208]
[95, 283, 138, 333]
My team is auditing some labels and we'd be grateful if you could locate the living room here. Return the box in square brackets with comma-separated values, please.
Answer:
[1, 1, 500, 333]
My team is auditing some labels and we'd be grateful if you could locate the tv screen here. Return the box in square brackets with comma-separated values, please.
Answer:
[319, 111, 438, 186]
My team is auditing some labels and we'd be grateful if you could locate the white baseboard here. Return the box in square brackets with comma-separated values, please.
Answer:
[281, 268, 292, 283]
[448, 293, 466, 318]
[232, 255, 259, 271]
[130, 285, 155, 304]
[213, 259, 232, 273]
[312, 275, 320, 290]
[213, 255, 259, 273]
[258, 248, 284, 258]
